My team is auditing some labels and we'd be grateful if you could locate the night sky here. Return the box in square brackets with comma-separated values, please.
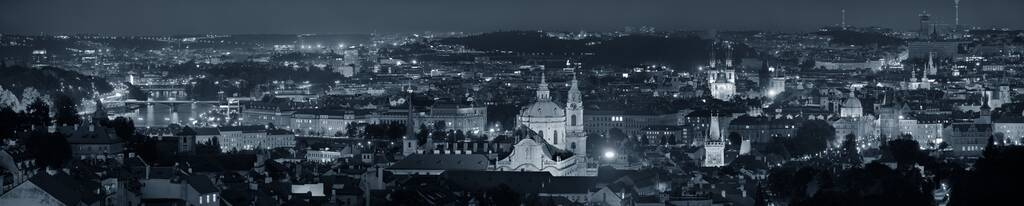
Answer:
[1, 0, 1022, 35]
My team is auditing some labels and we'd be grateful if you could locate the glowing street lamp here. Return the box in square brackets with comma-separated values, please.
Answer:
[603, 150, 616, 159]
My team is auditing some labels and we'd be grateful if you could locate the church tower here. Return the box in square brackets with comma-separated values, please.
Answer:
[402, 85, 419, 156]
[703, 115, 726, 167]
[537, 74, 551, 101]
[759, 57, 771, 95]
[565, 74, 586, 155]
[978, 93, 992, 124]
[927, 52, 937, 75]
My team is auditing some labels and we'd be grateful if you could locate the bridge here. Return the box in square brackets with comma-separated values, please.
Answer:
[107, 99, 223, 128]
[108, 99, 220, 105]
[138, 84, 189, 99]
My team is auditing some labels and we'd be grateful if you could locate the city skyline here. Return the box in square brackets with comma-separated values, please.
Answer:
[2, 1, 1023, 205]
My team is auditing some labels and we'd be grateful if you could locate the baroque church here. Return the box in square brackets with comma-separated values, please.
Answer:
[495, 74, 597, 176]
[707, 41, 736, 101]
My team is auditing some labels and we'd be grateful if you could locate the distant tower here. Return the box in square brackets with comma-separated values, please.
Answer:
[841, 9, 847, 29]
[708, 41, 718, 68]
[724, 43, 734, 68]
[978, 93, 992, 124]
[919, 11, 932, 35]
[759, 57, 772, 93]
[537, 73, 551, 101]
[703, 115, 726, 167]
[402, 84, 419, 156]
[927, 52, 937, 75]
[955, 0, 961, 27]
[565, 74, 586, 155]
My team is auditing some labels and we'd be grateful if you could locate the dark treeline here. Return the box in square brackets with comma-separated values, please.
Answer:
[439, 31, 729, 71]
[767, 136, 1024, 205]
[0, 65, 113, 100]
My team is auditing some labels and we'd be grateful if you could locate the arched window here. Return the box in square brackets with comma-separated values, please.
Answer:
[571, 142, 577, 150]
[554, 132, 559, 144]
[571, 115, 577, 126]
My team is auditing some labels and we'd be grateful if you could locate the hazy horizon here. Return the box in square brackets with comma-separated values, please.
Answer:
[2, 0, 1022, 35]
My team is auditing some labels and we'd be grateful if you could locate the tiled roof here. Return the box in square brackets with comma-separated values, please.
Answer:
[388, 154, 489, 171]
[28, 172, 82, 206]
[187, 175, 220, 194]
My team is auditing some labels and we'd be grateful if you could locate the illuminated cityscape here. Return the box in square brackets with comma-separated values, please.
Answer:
[1, 0, 1023, 205]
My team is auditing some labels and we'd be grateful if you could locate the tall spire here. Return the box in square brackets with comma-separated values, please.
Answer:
[537, 73, 551, 101]
[841, 9, 847, 29]
[404, 81, 417, 140]
[708, 41, 717, 68]
[724, 43, 734, 67]
[709, 115, 721, 141]
[955, 0, 961, 27]
[93, 98, 108, 121]
[982, 91, 991, 110]
[927, 52, 936, 76]
[568, 73, 581, 103]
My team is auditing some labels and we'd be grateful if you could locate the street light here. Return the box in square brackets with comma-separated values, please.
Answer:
[603, 150, 616, 159]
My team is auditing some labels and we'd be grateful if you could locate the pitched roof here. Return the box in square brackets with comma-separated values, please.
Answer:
[441, 170, 553, 194]
[187, 175, 220, 194]
[388, 154, 489, 171]
[193, 127, 222, 136]
[28, 172, 82, 206]
[542, 177, 596, 194]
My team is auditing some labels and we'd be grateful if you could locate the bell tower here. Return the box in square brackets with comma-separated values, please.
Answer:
[565, 74, 586, 155]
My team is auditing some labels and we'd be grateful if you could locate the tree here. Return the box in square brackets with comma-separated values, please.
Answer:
[753, 184, 769, 206]
[110, 117, 136, 140]
[125, 82, 148, 100]
[197, 136, 223, 154]
[53, 94, 79, 126]
[433, 121, 447, 132]
[387, 123, 407, 140]
[19, 87, 41, 110]
[25, 98, 51, 129]
[0, 106, 18, 139]
[728, 132, 743, 146]
[948, 144, 1024, 205]
[841, 133, 862, 165]
[483, 184, 521, 206]
[983, 135, 997, 159]
[886, 139, 922, 168]
[454, 130, 466, 141]
[416, 124, 429, 144]
[791, 120, 835, 156]
[0, 86, 20, 111]
[766, 136, 791, 158]
[345, 123, 358, 136]
[26, 131, 72, 169]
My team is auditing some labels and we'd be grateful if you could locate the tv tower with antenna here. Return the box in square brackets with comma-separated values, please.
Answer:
[954, 0, 961, 27]
[841, 9, 847, 29]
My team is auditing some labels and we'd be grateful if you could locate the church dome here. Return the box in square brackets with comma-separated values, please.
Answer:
[842, 96, 862, 109]
[520, 101, 564, 118]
